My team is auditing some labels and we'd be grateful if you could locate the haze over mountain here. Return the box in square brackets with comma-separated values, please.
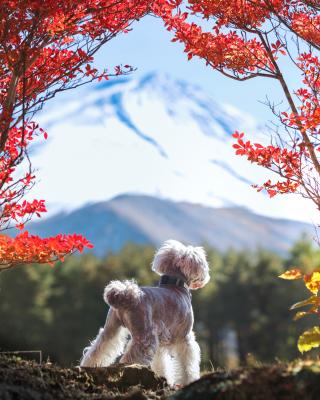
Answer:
[29, 72, 316, 223]
[28, 194, 313, 256]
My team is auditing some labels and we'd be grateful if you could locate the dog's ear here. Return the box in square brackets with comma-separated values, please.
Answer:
[151, 240, 210, 289]
[180, 245, 210, 290]
[151, 240, 182, 276]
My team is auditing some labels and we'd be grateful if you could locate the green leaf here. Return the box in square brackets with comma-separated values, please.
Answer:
[298, 327, 320, 353]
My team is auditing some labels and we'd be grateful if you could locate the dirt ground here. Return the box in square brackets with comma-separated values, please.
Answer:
[171, 361, 320, 400]
[0, 355, 172, 400]
[1, 355, 320, 400]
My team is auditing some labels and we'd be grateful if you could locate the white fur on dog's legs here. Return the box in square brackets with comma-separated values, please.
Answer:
[170, 332, 201, 386]
[80, 309, 128, 367]
[151, 347, 175, 386]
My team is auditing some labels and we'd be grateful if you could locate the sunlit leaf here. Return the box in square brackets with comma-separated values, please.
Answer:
[294, 306, 318, 321]
[304, 272, 320, 294]
[298, 327, 320, 353]
[279, 268, 303, 280]
[290, 296, 319, 310]
[293, 311, 308, 321]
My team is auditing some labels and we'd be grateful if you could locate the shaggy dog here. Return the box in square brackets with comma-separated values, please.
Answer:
[80, 240, 210, 386]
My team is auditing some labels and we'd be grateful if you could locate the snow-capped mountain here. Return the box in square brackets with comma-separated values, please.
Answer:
[30, 72, 316, 223]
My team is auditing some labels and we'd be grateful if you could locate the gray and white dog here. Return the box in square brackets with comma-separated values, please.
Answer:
[80, 239, 210, 386]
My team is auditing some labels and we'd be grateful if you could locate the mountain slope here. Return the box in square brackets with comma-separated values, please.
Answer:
[29, 72, 316, 223]
[28, 194, 313, 256]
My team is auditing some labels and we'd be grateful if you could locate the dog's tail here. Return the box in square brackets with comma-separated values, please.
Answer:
[103, 280, 144, 309]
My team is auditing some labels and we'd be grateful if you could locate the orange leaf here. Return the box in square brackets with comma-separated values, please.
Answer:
[279, 268, 303, 280]
[304, 272, 320, 294]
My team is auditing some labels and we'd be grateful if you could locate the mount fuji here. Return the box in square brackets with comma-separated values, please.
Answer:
[28, 71, 316, 225]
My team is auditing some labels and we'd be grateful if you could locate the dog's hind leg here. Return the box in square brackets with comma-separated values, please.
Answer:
[119, 310, 158, 366]
[151, 347, 167, 377]
[80, 308, 128, 367]
[119, 332, 158, 366]
[151, 346, 175, 385]
[170, 331, 201, 386]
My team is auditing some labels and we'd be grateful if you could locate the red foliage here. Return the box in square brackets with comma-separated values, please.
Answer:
[0, 0, 153, 269]
[156, 1, 320, 209]
[0, 232, 93, 268]
[232, 132, 302, 197]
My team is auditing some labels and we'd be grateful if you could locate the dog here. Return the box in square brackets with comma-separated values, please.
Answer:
[80, 239, 210, 386]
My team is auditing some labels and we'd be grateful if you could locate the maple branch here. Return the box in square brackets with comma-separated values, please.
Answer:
[258, 31, 320, 180]
[241, 0, 320, 52]
[215, 66, 276, 81]
[0, 72, 19, 150]
[274, 12, 320, 52]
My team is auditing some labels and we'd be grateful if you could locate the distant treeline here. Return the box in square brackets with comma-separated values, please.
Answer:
[0, 238, 319, 368]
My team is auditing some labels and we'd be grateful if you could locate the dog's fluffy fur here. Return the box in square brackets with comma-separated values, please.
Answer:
[80, 240, 210, 386]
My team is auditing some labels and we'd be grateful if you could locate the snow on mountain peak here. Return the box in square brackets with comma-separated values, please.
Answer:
[30, 72, 316, 223]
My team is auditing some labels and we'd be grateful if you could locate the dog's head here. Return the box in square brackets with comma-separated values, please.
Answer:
[151, 239, 210, 290]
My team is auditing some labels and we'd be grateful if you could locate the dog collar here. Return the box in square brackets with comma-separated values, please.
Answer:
[159, 275, 189, 290]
